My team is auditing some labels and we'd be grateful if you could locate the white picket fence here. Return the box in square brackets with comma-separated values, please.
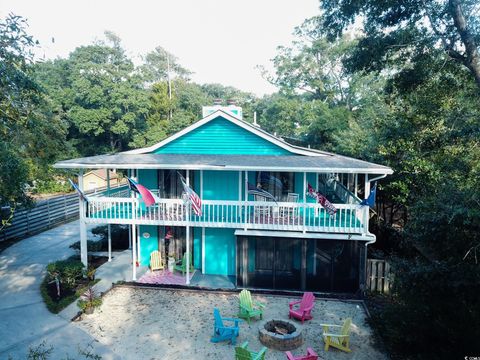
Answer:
[366, 259, 392, 293]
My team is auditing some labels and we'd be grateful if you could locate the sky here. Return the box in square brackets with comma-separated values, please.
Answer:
[0, 0, 320, 96]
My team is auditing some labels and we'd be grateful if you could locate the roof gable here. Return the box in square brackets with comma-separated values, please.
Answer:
[126, 110, 324, 156]
[154, 116, 291, 155]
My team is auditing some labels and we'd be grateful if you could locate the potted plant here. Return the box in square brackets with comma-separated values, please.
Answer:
[84, 266, 96, 281]
[77, 287, 102, 315]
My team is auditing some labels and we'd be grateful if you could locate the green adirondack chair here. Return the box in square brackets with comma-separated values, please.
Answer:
[238, 289, 265, 324]
[235, 341, 267, 360]
[174, 252, 194, 275]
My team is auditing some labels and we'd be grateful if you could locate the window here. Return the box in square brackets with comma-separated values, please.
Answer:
[256, 172, 294, 201]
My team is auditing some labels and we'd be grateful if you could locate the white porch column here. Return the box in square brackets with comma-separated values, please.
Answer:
[128, 169, 132, 250]
[107, 169, 112, 262]
[303, 172, 307, 233]
[132, 222, 137, 281]
[355, 174, 358, 197]
[363, 174, 370, 234]
[244, 171, 248, 231]
[78, 170, 88, 268]
[186, 169, 191, 285]
[201, 227, 206, 274]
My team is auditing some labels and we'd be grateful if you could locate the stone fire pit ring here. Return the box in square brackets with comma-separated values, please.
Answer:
[258, 319, 304, 351]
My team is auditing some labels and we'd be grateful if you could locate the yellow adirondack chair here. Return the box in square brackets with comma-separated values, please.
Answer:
[320, 317, 352, 352]
[150, 250, 164, 271]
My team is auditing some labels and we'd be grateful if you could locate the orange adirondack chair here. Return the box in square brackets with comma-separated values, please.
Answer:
[285, 348, 318, 360]
[288, 292, 315, 323]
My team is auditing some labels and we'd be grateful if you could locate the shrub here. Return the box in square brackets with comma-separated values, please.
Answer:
[368, 257, 480, 359]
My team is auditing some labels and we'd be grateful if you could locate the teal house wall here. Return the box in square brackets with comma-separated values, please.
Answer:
[139, 225, 158, 267]
[204, 228, 236, 276]
[203, 170, 239, 200]
[154, 117, 292, 155]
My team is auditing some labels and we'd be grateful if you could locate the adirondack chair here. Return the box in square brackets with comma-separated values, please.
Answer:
[174, 252, 194, 275]
[238, 289, 265, 324]
[321, 317, 352, 352]
[235, 341, 267, 360]
[288, 292, 315, 323]
[210, 308, 242, 345]
[285, 347, 318, 360]
[149, 250, 164, 271]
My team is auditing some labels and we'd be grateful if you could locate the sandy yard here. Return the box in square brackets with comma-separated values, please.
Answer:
[75, 287, 387, 360]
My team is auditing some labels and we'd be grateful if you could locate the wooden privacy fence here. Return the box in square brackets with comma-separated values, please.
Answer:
[366, 259, 392, 294]
[1, 184, 128, 242]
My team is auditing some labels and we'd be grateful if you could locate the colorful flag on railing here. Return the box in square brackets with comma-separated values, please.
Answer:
[127, 177, 158, 207]
[360, 183, 377, 208]
[306, 183, 337, 216]
[178, 173, 202, 216]
[248, 182, 277, 203]
[68, 179, 89, 203]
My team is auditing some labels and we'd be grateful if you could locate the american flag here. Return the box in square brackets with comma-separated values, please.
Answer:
[307, 183, 337, 216]
[178, 173, 202, 216]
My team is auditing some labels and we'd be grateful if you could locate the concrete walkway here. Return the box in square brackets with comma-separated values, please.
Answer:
[0, 220, 128, 359]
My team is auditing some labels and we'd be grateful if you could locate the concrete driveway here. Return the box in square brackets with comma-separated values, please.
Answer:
[0, 221, 122, 359]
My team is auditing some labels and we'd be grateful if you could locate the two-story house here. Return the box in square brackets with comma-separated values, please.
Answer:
[54, 104, 392, 294]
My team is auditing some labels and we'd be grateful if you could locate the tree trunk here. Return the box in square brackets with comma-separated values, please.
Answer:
[449, 0, 480, 89]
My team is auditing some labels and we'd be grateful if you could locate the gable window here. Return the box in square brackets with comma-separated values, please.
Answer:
[256, 172, 294, 201]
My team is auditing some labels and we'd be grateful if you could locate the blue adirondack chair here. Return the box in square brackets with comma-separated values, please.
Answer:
[210, 308, 242, 345]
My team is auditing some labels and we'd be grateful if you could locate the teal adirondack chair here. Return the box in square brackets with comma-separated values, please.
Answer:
[235, 341, 267, 360]
[238, 289, 265, 324]
[210, 308, 242, 345]
[174, 252, 194, 275]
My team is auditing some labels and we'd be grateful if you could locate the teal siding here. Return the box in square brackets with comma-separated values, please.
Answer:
[294, 172, 317, 203]
[204, 228, 236, 276]
[154, 117, 292, 155]
[193, 227, 201, 270]
[139, 225, 158, 267]
[203, 171, 239, 200]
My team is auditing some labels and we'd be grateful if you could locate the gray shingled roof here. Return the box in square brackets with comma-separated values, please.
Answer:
[54, 153, 393, 174]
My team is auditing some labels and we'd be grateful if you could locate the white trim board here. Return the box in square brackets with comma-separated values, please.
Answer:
[234, 230, 375, 242]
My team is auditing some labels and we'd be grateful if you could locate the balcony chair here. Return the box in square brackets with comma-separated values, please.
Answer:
[149, 250, 164, 272]
[210, 308, 242, 345]
[321, 317, 352, 353]
[285, 347, 318, 360]
[238, 289, 265, 324]
[174, 252, 194, 275]
[235, 341, 267, 360]
[281, 192, 299, 218]
[288, 292, 315, 323]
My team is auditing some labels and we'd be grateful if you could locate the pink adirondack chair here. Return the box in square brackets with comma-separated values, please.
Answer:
[285, 348, 318, 360]
[288, 292, 315, 323]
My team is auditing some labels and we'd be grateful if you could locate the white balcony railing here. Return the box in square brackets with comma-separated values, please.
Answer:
[84, 197, 370, 234]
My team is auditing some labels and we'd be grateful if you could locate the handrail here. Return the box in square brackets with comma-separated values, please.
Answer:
[84, 197, 366, 234]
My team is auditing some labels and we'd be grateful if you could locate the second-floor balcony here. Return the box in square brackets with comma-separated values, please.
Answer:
[84, 195, 369, 235]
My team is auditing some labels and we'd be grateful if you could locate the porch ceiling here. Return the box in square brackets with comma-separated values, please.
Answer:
[53, 153, 393, 174]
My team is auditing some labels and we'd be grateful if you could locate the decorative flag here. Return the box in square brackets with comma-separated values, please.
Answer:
[127, 177, 158, 207]
[306, 183, 337, 216]
[68, 179, 89, 203]
[178, 173, 202, 216]
[360, 183, 377, 208]
[248, 182, 277, 203]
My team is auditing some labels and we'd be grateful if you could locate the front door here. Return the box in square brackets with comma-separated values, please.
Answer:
[237, 236, 302, 290]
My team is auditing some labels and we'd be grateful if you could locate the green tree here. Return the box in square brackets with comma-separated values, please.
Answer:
[35, 32, 149, 155]
[320, 0, 480, 89]
[0, 14, 66, 223]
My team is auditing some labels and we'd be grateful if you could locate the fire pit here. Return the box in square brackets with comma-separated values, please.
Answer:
[258, 319, 304, 351]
